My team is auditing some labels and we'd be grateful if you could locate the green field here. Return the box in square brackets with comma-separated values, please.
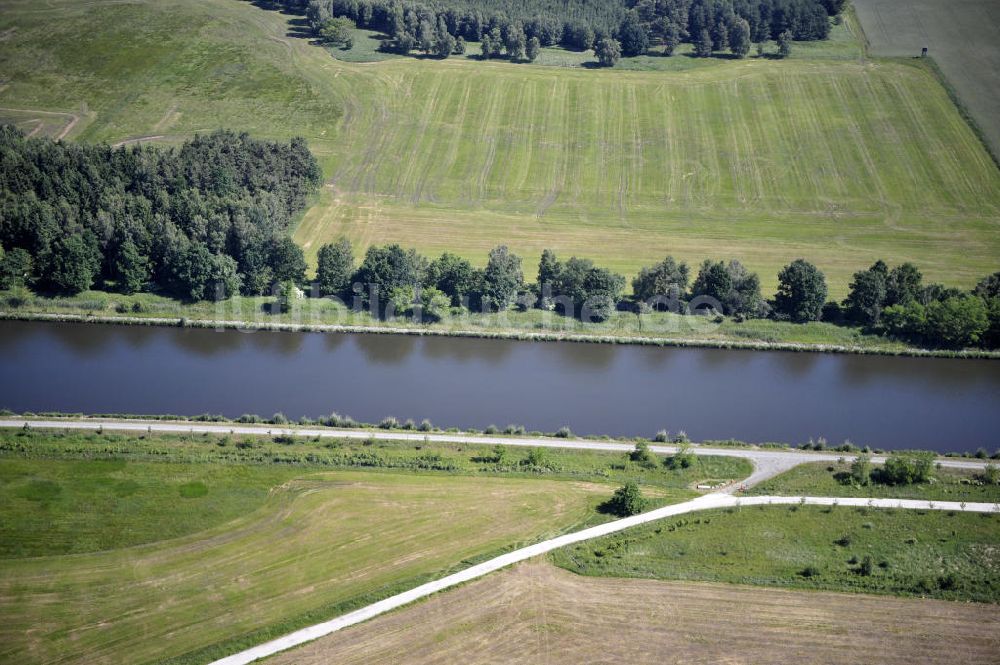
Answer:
[1, 0, 998, 297]
[0, 457, 302, 557]
[295, 54, 1000, 296]
[0, 427, 750, 663]
[552, 505, 1000, 603]
[750, 460, 1000, 503]
[0, 440, 607, 663]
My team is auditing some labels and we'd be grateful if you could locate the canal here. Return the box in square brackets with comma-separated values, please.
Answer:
[1, 320, 998, 452]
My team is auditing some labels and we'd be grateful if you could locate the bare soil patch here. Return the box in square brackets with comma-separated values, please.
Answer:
[271, 560, 1000, 665]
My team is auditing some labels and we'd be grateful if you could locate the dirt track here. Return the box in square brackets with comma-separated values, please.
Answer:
[268, 560, 1000, 665]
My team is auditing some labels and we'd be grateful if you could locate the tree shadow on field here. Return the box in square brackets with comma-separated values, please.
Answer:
[285, 18, 313, 40]
[247, 0, 296, 16]
[241, 0, 314, 40]
[681, 51, 744, 61]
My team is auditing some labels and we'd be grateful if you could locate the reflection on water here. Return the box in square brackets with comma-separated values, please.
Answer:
[353, 334, 418, 365]
[0, 320, 997, 452]
[551, 340, 618, 371]
[419, 335, 514, 365]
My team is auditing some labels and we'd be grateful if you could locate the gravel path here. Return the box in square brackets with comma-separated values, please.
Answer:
[209, 494, 998, 665]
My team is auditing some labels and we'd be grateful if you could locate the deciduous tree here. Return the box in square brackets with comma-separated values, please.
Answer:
[482, 245, 523, 309]
[316, 238, 354, 297]
[594, 37, 622, 67]
[777, 29, 793, 58]
[774, 259, 827, 322]
[730, 18, 751, 58]
[525, 36, 541, 61]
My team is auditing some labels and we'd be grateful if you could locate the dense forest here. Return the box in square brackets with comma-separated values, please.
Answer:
[271, 0, 840, 60]
[0, 127, 321, 299]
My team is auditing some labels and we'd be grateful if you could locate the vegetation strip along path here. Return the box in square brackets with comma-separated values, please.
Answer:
[4, 418, 992, 480]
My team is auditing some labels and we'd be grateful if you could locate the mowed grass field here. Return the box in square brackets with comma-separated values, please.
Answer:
[268, 561, 1000, 665]
[1, 427, 740, 664]
[2, 0, 999, 295]
[853, 0, 1000, 160]
[297, 55, 1000, 295]
[0, 465, 608, 665]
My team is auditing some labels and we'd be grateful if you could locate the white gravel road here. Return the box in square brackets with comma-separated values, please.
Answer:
[208, 494, 998, 665]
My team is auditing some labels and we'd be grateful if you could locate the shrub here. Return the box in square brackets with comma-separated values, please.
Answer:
[418, 419, 433, 432]
[484, 424, 499, 434]
[237, 414, 262, 423]
[6, 289, 30, 308]
[653, 429, 669, 443]
[554, 426, 572, 438]
[270, 412, 288, 425]
[630, 441, 658, 468]
[524, 448, 547, 467]
[379, 416, 399, 429]
[879, 452, 935, 485]
[980, 464, 999, 485]
[799, 565, 820, 578]
[937, 573, 958, 590]
[666, 441, 696, 469]
[325, 412, 357, 428]
[601, 481, 646, 517]
[850, 452, 872, 485]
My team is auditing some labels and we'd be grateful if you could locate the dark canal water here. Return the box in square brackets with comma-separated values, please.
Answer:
[1, 320, 998, 452]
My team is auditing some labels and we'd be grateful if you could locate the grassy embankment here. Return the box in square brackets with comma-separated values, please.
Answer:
[750, 459, 1000, 503]
[1, 0, 998, 299]
[0, 427, 747, 664]
[551, 504, 1000, 603]
[548, 458, 1000, 603]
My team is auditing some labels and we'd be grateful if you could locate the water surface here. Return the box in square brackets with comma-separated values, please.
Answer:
[1, 320, 998, 452]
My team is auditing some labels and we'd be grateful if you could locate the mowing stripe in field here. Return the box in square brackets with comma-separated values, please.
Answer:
[209, 494, 999, 665]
